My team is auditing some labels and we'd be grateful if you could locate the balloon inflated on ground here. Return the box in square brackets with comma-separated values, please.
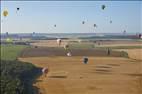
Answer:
[57, 38, 62, 46]
[42, 67, 49, 77]
[138, 34, 142, 39]
[67, 52, 72, 57]
[83, 57, 88, 64]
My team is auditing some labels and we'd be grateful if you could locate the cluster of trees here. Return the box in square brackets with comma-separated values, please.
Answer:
[1, 60, 41, 94]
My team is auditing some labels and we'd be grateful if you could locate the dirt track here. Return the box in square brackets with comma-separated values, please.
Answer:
[19, 57, 142, 94]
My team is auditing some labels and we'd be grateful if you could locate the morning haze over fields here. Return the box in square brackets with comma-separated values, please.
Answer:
[1, 1, 141, 34]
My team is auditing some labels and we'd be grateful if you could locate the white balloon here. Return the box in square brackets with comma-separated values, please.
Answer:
[42, 67, 48, 73]
[67, 52, 72, 56]
[57, 38, 62, 45]
[78, 40, 82, 43]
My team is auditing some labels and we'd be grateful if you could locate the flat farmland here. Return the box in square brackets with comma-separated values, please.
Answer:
[19, 57, 142, 94]
[115, 49, 142, 61]
[19, 39, 142, 94]
[30, 39, 142, 48]
[20, 47, 127, 57]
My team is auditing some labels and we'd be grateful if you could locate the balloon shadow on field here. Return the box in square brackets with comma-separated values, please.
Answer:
[49, 75, 67, 78]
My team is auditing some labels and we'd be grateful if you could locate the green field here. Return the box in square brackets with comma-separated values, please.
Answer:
[1, 44, 28, 60]
[0, 44, 40, 94]
[68, 42, 142, 49]
[96, 45, 142, 49]
[69, 42, 95, 49]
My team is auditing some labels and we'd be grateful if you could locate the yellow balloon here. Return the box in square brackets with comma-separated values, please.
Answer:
[6, 38, 12, 42]
[3, 10, 8, 17]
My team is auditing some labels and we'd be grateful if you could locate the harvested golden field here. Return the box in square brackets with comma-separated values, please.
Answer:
[115, 49, 142, 61]
[30, 39, 142, 48]
[19, 57, 142, 94]
[99, 43, 142, 47]
[31, 40, 70, 47]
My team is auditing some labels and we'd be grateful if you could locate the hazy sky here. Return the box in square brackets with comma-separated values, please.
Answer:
[1, 1, 142, 33]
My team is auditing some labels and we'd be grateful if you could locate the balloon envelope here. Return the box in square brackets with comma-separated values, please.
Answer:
[82, 21, 85, 24]
[57, 38, 62, 45]
[6, 32, 8, 36]
[17, 8, 20, 10]
[67, 52, 72, 56]
[102, 5, 105, 9]
[3, 10, 8, 17]
[83, 57, 88, 64]
[123, 30, 126, 34]
[124, 30, 126, 33]
[94, 24, 97, 28]
[42, 67, 49, 74]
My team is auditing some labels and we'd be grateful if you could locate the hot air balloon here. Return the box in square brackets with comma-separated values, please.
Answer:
[94, 24, 97, 28]
[93, 24, 97, 32]
[42, 67, 49, 77]
[16, 7, 20, 13]
[101, 5, 106, 10]
[32, 32, 35, 37]
[138, 34, 142, 39]
[123, 30, 126, 34]
[54, 24, 56, 27]
[82, 21, 85, 24]
[57, 38, 62, 46]
[17, 7, 20, 11]
[33, 32, 35, 35]
[83, 57, 88, 64]
[3, 10, 8, 17]
[67, 52, 72, 57]
[6, 32, 9, 36]
[110, 20, 112, 24]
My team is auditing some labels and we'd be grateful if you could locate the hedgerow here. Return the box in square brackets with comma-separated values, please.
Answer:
[1, 60, 41, 94]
